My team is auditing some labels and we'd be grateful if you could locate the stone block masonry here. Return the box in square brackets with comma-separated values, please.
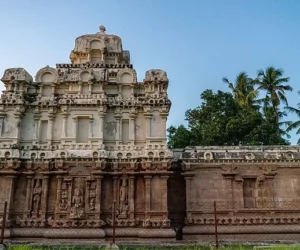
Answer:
[0, 25, 174, 241]
[1, 25, 300, 243]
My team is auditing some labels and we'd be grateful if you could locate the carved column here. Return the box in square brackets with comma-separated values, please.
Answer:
[129, 175, 135, 219]
[88, 82, 92, 93]
[144, 175, 152, 218]
[33, 114, 41, 140]
[40, 174, 50, 219]
[114, 113, 122, 144]
[88, 117, 94, 138]
[129, 112, 137, 145]
[13, 111, 23, 143]
[72, 117, 78, 140]
[182, 173, 194, 220]
[233, 178, 244, 209]
[51, 84, 55, 97]
[144, 113, 152, 142]
[67, 179, 72, 210]
[78, 82, 82, 93]
[97, 110, 105, 145]
[47, 114, 55, 144]
[225, 176, 234, 209]
[0, 114, 6, 137]
[5, 175, 17, 219]
[61, 111, 68, 138]
[160, 112, 168, 142]
[55, 176, 63, 219]
[161, 175, 169, 218]
[24, 174, 34, 218]
[113, 175, 118, 202]
[95, 176, 103, 219]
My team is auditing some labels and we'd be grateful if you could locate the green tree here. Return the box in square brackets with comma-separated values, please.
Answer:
[285, 92, 300, 143]
[167, 89, 289, 148]
[256, 66, 293, 124]
[167, 125, 193, 149]
[222, 72, 258, 109]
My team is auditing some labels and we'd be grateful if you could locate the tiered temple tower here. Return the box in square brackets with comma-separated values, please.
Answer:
[0, 26, 174, 240]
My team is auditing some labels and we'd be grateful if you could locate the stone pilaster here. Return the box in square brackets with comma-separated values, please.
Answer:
[114, 112, 122, 144]
[161, 175, 169, 219]
[13, 111, 23, 143]
[55, 176, 63, 219]
[88, 117, 94, 138]
[182, 173, 194, 220]
[144, 113, 152, 143]
[95, 176, 103, 219]
[47, 113, 55, 144]
[5, 175, 17, 219]
[33, 113, 41, 141]
[129, 112, 137, 145]
[113, 175, 118, 202]
[88, 82, 92, 93]
[144, 175, 152, 218]
[40, 174, 50, 219]
[129, 175, 135, 219]
[160, 112, 168, 144]
[61, 109, 68, 138]
[97, 108, 105, 146]
[78, 82, 82, 93]
[24, 174, 34, 218]
[72, 116, 77, 140]
[234, 178, 244, 209]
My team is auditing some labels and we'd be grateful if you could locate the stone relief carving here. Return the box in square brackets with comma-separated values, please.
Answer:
[59, 181, 69, 211]
[144, 69, 168, 82]
[32, 179, 42, 218]
[118, 177, 129, 218]
[70, 187, 84, 219]
[1, 68, 33, 83]
[88, 181, 96, 211]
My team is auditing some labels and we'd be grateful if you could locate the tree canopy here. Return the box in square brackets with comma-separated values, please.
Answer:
[167, 67, 293, 149]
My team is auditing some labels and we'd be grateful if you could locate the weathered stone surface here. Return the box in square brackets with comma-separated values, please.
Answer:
[1, 25, 300, 243]
[0, 25, 173, 241]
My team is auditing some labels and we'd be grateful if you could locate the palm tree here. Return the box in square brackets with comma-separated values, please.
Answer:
[285, 92, 300, 143]
[256, 66, 292, 124]
[222, 72, 258, 109]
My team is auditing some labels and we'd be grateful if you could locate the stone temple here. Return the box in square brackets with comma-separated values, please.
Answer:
[1, 26, 300, 242]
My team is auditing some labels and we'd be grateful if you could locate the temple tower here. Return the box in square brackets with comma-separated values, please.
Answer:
[0, 26, 174, 240]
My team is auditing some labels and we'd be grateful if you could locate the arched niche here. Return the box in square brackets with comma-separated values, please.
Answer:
[90, 40, 102, 50]
[120, 73, 133, 83]
[80, 71, 90, 82]
[41, 72, 55, 83]
[116, 68, 137, 84]
[35, 66, 58, 84]
[89, 40, 103, 63]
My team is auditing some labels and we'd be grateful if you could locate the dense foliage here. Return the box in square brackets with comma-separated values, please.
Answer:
[167, 67, 294, 148]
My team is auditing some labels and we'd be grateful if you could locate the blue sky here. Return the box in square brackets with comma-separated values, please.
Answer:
[0, 0, 300, 144]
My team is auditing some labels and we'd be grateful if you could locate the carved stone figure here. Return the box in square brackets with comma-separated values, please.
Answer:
[99, 69, 106, 81]
[119, 178, 128, 217]
[89, 198, 95, 210]
[70, 188, 84, 219]
[59, 190, 68, 210]
[32, 179, 42, 216]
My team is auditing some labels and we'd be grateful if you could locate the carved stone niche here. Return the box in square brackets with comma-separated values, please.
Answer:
[117, 176, 129, 219]
[35, 66, 59, 84]
[31, 179, 43, 219]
